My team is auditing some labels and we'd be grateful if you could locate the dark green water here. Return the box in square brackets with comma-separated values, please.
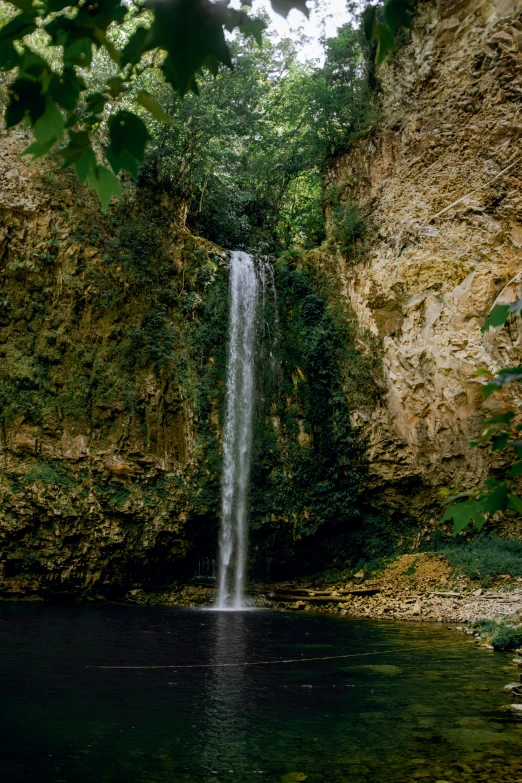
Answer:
[0, 605, 521, 783]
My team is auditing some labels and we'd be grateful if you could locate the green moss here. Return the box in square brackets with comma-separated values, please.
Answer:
[25, 462, 71, 486]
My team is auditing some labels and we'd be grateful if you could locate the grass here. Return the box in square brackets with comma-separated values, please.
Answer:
[442, 536, 522, 585]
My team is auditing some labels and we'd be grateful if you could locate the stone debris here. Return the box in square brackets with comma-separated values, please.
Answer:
[265, 553, 522, 625]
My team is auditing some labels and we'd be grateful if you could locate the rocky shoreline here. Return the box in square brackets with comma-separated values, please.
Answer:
[129, 553, 522, 629]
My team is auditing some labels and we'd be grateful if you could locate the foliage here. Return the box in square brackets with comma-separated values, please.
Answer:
[442, 536, 522, 583]
[473, 617, 522, 651]
[441, 299, 522, 534]
[0, 0, 307, 208]
[362, 0, 414, 65]
[139, 22, 372, 252]
[0, 0, 416, 214]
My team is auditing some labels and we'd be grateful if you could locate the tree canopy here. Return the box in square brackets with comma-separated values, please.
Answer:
[0, 0, 413, 209]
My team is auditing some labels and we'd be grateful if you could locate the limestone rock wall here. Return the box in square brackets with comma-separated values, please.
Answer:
[328, 0, 522, 532]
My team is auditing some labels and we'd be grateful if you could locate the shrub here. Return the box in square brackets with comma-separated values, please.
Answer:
[474, 617, 522, 651]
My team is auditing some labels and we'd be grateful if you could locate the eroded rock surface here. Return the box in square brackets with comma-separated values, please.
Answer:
[0, 131, 229, 598]
[327, 0, 522, 529]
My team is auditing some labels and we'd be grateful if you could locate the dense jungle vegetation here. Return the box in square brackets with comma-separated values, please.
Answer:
[137, 21, 371, 252]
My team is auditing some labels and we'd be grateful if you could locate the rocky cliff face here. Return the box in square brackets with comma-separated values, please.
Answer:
[0, 131, 233, 598]
[0, 131, 370, 597]
[326, 0, 522, 536]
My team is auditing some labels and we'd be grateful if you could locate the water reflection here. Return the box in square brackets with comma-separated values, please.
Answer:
[202, 611, 257, 780]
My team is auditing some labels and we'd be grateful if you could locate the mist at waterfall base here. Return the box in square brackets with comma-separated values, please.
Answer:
[215, 251, 259, 610]
[1, 604, 522, 783]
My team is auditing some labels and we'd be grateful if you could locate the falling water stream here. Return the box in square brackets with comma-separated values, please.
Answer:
[216, 251, 259, 609]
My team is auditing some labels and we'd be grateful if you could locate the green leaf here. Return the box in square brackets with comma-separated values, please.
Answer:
[472, 514, 487, 532]
[49, 68, 85, 111]
[238, 15, 267, 46]
[491, 433, 510, 452]
[73, 146, 97, 184]
[105, 146, 138, 178]
[440, 490, 472, 505]
[0, 40, 21, 70]
[508, 493, 522, 514]
[106, 76, 126, 99]
[43, 0, 74, 11]
[474, 367, 491, 377]
[482, 366, 522, 398]
[374, 22, 396, 65]
[120, 25, 148, 68]
[482, 303, 511, 332]
[362, 6, 377, 40]
[383, 0, 412, 33]
[136, 90, 171, 123]
[483, 411, 515, 427]
[510, 461, 522, 477]
[7, 0, 36, 12]
[269, 0, 309, 18]
[224, 9, 267, 45]
[75, 0, 127, 31]
[22, 136, 58, 158]
[480, 481, 509, 514]
[86, 165, 122, 212]
[93, 26, 121, 65]
[58, 130, 92, 168]
[86, 91, 107, 117]
[64, 112, 80, 128]
[441, 500, 485, 535]
[33, 95, 64, 142]
[18, 46, 50, 80]
[0, 12, 37, 44]
[108, 110, 150, 161]
[64, 37, 93, 67]
[147, 0, 232, 95]
[5, 78, 45, 127]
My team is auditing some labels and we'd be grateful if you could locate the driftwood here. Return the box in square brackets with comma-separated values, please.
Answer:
[268, 588, 380, 604]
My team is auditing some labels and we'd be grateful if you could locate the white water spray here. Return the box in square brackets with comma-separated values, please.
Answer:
[216, 251, 259, 609]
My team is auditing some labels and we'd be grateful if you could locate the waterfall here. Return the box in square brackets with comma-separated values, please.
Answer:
[216, 251, 259, 610]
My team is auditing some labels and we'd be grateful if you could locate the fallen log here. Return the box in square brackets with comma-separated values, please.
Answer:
[268, 589, 380, 604]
